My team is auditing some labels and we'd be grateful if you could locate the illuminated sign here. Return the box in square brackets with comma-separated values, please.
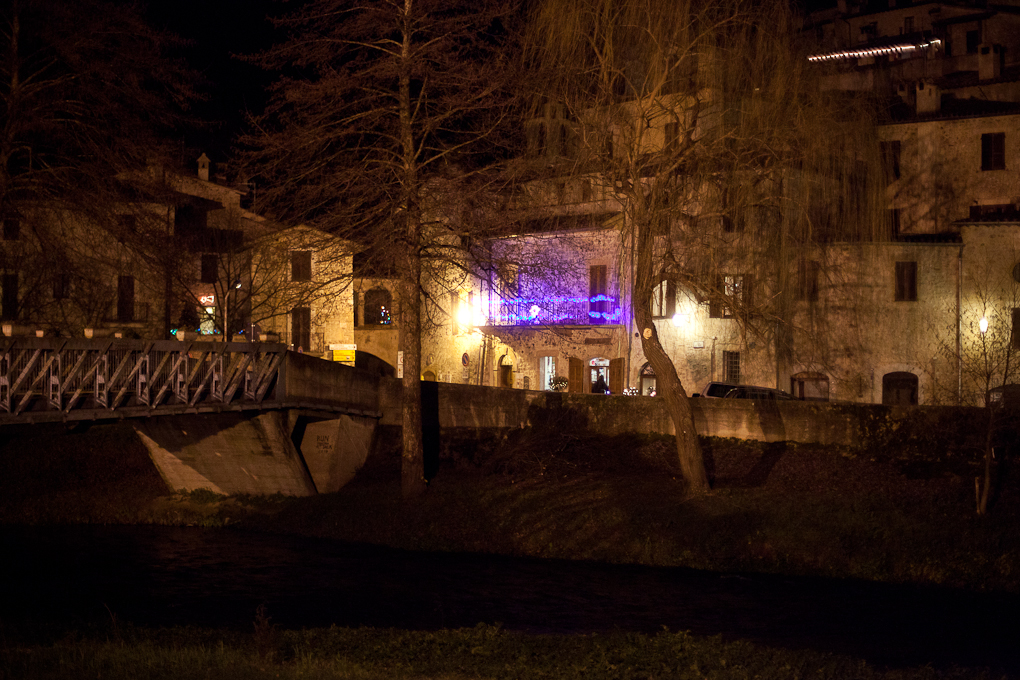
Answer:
[199, 295, 216, 305]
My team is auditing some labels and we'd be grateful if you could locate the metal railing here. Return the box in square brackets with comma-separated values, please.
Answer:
[0, 339, 287, 424]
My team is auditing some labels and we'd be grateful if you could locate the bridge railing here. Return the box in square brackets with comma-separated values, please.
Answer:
[0, 339, 288, 422]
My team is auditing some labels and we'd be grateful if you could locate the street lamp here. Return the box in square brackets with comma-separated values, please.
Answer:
[980, 316, 989, 334]
[223, 279, 241, 341]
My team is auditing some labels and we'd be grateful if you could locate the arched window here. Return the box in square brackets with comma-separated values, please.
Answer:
[882, 372, 918, 406]
[791, 372, 829, 401]
[640, 362, 657, 396]
[363, 288, 392, 325]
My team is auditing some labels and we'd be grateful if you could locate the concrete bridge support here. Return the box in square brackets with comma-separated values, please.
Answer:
[133, 409, 380, 497]
[134, 412, 316, 496]
[290, 412, 376, 493]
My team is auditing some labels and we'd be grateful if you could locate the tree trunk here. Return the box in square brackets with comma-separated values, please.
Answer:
[399, 254, 425, 498]
[632, 212, 710, 494]
[398, 0, 426, 500]
[977, 405, 993, 515]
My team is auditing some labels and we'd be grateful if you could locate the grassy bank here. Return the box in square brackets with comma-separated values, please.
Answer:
[0, 420, 1018, 593]
[0, 622, 1006, 680]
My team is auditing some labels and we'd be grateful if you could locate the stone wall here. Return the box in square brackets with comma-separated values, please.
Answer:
[379, 380, 991, 452]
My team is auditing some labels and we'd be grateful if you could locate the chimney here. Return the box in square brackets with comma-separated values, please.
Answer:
[916, 80, 940, 115]
[979, 44, 1001, 81]
[197, 153, 210, 181]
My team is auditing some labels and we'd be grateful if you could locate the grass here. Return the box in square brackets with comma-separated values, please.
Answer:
[1, 420, 1018, 678]
[1, 420, 1018, 592]
[0, 622, 1009, 680]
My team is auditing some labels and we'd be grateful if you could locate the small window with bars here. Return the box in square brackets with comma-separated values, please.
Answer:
[722, 350, 741, 384]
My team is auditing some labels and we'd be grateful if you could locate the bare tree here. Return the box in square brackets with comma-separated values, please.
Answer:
[242, 0, 518, 498]
[0, 0, 198, 335]
[523, 0, 885, 493]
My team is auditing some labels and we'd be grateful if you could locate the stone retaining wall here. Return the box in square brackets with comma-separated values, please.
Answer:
[379, 379, 992, 451]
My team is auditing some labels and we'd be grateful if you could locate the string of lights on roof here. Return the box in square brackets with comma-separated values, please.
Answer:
[808, 38, 942, 62]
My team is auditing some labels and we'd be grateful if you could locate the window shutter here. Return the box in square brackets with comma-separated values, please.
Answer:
[609, 357, 624, 394]
[709, 274, 723, 318]
[568, 357, 583, 393]
[291, 251, 312, 282]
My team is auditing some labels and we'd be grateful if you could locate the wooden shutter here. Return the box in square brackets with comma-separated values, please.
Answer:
[568, 357, 583, 393]
[609, 357, 624, 395]
[291, 251, 312, 282]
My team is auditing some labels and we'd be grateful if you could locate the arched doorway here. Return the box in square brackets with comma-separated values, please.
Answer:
[498, 354, 514, 388]
[791, 372, 829, 401]
[422, 370, 436, 381]
[640, 362, 657, 396]
[882, 371, 918, 406]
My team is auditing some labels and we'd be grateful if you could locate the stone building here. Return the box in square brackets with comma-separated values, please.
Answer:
[0, 155, 355, 355]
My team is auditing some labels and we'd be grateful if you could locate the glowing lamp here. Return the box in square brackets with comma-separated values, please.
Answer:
[980, 317, 989, 334]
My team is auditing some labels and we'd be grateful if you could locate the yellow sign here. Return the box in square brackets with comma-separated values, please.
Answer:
[332, 350, 356, 363]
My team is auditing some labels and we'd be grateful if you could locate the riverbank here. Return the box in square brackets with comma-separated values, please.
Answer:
[1, 420, 1017, 593]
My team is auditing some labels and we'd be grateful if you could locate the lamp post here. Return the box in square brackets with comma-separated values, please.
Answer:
[223, 279, 241, 341]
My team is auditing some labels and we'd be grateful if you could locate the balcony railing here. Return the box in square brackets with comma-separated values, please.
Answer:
[485, 295, 622, 327]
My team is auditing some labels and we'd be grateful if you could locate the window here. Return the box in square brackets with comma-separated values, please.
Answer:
[1012, 308, 1020, 349]
[117, 275, 135, 322]
[966, 29, 980, 54]
[982, 133, 1005, 171]
[711, 274, 749, 318]
[2, 273, 17, 321]
[903, 16, 913, 33]
[2, 218, 19, 241]
[363, 288, 392, 325]
[651, 280, 677, 318]
[450, 291, 460, 334]
[291, 306, 311, 351]
[796, 260, 820, 302]
[352, 291, 359, 326]
[291, 250, 312, 282]
[894, 261, 917, 301]
[117, 215, 137, 233]
[52, 272, 69, 301]
[200, 254, 218, 284]
[791, 372, 829, 401]
[589, 264, 608, 323]
[882, 372, 918, 406]
[888, 209, 901, 236]
[722, 350, 741, 384]
[540, 356, 556, 391]
[880, 140, 901, 180]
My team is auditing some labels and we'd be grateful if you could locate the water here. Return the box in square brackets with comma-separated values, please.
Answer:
[2, 525, 1017, 672]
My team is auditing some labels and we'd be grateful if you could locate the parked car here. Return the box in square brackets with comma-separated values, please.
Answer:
[694, 381, 739, 398]
[722, 385, 796, 400]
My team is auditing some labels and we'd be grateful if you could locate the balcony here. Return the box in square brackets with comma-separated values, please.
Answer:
[482, 294, 623, 328]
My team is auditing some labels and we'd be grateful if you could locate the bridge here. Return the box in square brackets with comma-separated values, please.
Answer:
[0, 338, 379, 424]
[0, 338, 382, 496]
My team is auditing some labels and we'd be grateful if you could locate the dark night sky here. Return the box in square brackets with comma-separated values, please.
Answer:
[147, 0, 281, 165]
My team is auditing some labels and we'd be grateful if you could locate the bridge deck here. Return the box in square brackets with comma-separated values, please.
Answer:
[0, 338, 380, 426]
